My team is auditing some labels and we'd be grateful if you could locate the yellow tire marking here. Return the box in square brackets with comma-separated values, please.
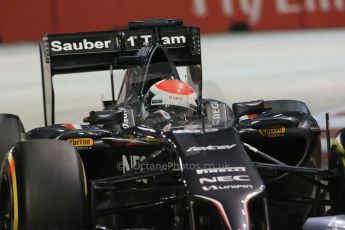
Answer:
[81, 162, 87, 196]
[331, 136, 345, 166]
[8, 152, 18, 230]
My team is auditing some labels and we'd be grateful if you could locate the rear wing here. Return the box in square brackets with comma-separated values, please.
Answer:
[39, 19, 201, 126]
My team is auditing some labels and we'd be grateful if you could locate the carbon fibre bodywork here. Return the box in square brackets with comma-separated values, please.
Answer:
[26, 97, 324, 229]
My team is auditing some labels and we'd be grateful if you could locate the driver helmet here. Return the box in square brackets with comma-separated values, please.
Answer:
[144, 79, 198, 118]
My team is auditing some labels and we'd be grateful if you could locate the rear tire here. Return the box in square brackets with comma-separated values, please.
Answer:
[0, 139, 86, 229]
[0, 114, 24, 164]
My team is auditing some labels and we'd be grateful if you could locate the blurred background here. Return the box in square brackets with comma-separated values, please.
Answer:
[1, 0, 345, 42]
[1, 0, 345, 158]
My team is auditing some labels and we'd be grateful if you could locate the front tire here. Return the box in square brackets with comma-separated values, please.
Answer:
[0, 114, 24, 164]
[0, 139, 86, 230]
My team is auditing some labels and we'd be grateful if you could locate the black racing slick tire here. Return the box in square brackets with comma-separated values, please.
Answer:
[0, 114, 24, 164]
[0, 139, 87, 230]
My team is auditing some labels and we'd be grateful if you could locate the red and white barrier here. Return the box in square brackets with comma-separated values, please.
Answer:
[1, 0, 345, 43]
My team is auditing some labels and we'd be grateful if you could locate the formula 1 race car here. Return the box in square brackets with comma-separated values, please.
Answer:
[1, 19, 345, 230]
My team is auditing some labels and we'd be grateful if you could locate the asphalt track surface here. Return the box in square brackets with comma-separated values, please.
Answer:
[1, 29, 345, 137]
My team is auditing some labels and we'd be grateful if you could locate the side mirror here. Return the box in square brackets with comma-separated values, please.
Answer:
[232, 100, 271, 119]
[85, 110, 124, 125]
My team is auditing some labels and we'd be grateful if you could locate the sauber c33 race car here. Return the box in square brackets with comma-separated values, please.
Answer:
[1, 19, 345, 230]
